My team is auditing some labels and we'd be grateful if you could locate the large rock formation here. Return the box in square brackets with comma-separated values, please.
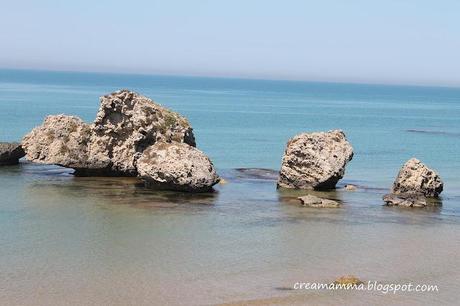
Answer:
[390, 158, 443, 197]
[22, 90, 196, 176]
[277, 130, 353, 189]
[137, 142, 220, 192]
[383, 158, 443, 207]
[0, 142, 25, 165]
[87, 90, 195, 175]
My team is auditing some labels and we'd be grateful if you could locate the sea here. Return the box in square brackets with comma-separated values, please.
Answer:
[0, 69, 459, 305]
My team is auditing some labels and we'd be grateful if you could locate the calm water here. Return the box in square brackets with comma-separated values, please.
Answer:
[0, 69, 459, 305]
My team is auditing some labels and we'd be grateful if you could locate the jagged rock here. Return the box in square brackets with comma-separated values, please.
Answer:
[22, 90, 196, 176]
[0, 142, 25, 165]
[21, 115, 91, 169]
[86, 90, 195, 175]
[137, 142, 220, 192]
[298, 195, 341, 208]
[383, 193, 427, 207]
[278, 130, 353, 189]
[391, 158, 443, 197]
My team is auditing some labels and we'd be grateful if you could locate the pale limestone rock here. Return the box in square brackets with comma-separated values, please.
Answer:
[278, 130, 353, 189]
[86, 90, 195, 175]
[21, 115, 91, 169]
[391, 158, 443, 197]
[22, 90, 195, 176]
[137, 142, 219, 192]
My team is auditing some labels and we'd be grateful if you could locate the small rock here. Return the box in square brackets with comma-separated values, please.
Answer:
[0, 142, 25, 165]
[278, 130, 353, 190]
[383, 193, 427, 207]
[137, 142, 220, 192]
[334, 275, 363, 285]
[391, 158, 443, 197]
[344, 184, 357, 191]
[298, 195, 341, 208]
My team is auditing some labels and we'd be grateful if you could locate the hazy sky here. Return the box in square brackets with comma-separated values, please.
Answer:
[2, 0, 460, 86]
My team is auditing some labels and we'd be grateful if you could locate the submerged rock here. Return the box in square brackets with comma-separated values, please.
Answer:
[22, 90, 196, 176]
[298, 194, 341, 208]
[278, 130, 353, 190]
[137, 142, 220, 192]
[344, 184, 357, 191]
[391, 158, 443, 197]
[0, 142, 25, 165]
[383, 193, 428, 207]
[234, 168, 279, 180]
[334, 275, 363, 285]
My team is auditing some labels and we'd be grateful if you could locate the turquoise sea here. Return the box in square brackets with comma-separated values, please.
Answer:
[1, 69, 459, 305]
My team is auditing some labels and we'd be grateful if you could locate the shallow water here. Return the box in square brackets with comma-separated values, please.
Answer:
[0, 69, 460, 305]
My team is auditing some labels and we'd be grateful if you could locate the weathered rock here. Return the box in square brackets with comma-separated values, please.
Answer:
[298, 195, 341, 208]
[0, 142, 25, 165]
[278, 130, 353, 189]
[137, 142, 220, 192]
[21, 115, 91, 168]
[22, 90, 196, 176]
[383, 193, 427, 207]
[86, 90, 195, 175]
[391, 158, 443, 197]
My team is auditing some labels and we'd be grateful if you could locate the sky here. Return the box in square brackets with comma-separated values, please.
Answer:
[1, 0, 460, 86]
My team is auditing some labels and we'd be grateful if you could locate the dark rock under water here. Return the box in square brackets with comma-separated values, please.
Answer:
[233, 168, 279, 181]
[406, 129, 460, 137]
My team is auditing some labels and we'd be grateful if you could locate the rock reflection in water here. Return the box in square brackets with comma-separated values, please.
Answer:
[24, 164, 219, 209]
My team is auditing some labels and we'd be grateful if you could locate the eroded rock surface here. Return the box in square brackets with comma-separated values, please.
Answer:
[391, 158, 443, 197]
[87, 90, 195, 175]
[0, 142, 26, 165]
[22, 115, 91, 169]
[298, 194, 341, 208]
[22, 90, 196, 176]
[137, 142, 219, 192]
[382, 158, 443, 207]
[278, 130, 353, 189]
[383, 193, 428, 207]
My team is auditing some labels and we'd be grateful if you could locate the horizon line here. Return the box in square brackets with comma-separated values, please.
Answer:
[1, 66, 460, 90]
